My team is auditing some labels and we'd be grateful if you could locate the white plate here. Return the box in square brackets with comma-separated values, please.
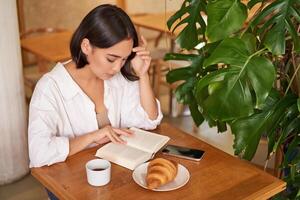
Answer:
[132, 162, 190, 191]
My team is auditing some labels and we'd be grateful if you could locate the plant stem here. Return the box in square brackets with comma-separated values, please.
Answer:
[293, 25, 300, 97]
[284, 63, 300, 96]
[251, 47, 268, 57]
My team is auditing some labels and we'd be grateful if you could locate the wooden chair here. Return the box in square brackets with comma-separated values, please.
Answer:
[21, 27, 66, 103]
[20, 27, 66, 38]
[152, 59, 188, 115]
[153, 59, 200, 134]
[116, 0, 177, 92]
[20, 27, 66, 66]
[116, 0, 166, 48]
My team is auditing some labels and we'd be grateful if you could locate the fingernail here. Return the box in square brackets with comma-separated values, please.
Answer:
[128, 131, 134, 135]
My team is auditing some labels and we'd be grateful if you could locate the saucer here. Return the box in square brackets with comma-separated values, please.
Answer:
[132, 162, 190, 191]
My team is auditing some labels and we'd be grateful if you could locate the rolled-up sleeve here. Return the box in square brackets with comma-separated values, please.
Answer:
[28, 87, 69, 168]
[120, 80, 163, 130]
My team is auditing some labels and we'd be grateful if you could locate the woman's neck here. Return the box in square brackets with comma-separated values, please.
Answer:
[65, 61, 99, 83]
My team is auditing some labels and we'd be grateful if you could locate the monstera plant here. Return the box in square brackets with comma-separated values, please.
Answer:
[165, 0, 300, 199]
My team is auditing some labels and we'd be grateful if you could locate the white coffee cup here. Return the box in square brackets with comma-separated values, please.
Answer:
[86, 159, 111, 186]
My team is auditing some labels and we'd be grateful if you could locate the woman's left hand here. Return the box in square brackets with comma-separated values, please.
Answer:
[131, 36, 151, 77]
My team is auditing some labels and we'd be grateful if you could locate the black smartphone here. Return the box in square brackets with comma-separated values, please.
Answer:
[162, 144, 205, 161]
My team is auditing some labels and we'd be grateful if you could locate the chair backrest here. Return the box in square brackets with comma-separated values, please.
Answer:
[20, 27, 66, 39]
[116, 0, 126, 11]
[20, 27, 67, 67]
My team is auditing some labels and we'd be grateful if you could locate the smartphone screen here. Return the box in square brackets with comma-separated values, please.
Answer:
[162, 144, 205, 161]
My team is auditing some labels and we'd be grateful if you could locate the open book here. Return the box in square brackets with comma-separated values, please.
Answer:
[95, 127, 170, 170]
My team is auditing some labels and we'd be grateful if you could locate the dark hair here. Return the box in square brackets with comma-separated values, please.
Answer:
[70, 4, 139, 81]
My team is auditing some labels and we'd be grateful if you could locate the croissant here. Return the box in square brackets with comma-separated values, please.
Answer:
[146, 158, 178, 189]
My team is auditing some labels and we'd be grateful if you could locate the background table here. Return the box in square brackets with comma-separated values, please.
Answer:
[131, 12, 182, 52]
[31, 123, 286, 200]
[131, 13, 176, 34]
[20, 31, 72, 72]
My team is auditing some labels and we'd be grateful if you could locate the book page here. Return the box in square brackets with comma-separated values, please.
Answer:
[95, 143, 153, 170]
[120, 127, 170, 153]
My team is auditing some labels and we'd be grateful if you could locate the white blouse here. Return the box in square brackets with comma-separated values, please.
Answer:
[28, 63, 163, 167]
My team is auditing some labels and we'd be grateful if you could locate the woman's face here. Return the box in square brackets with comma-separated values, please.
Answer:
[83, 38, 134, 80]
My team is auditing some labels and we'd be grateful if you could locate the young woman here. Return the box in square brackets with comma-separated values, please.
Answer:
[28, 4, 163, 169]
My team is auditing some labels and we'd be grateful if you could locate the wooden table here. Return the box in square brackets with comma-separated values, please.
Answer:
[131, 12, 177, 35]
[130, 12, 182, 51]
[20, 31, 72, 72]
[130, 4, 259, 46]
[31, 123, 286, 200]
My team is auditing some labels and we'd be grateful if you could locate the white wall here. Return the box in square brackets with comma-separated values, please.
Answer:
[0, 0, 29, 185]
[23, 0, 183, 30]
[126, 0, 182, 14]
[197, 122, 275, 169]
[197, 122, 235, 155]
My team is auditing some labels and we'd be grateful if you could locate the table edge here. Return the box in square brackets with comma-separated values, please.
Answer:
[31, 168, 75, 200]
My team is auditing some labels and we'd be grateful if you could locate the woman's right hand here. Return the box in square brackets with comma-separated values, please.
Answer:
[92, 125, 134, 145]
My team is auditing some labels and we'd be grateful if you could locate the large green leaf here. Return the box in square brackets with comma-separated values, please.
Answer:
[272, 116, 300, 153]
[204, 75, 254, 121]
[266, 96, 299, 156]
[196, 37, 275, 120]
[175, 78, 196, 104]
[283, 135, 300, 166]
[246, 56, 275, 107]
[166, 67, 192, 84]
[165, 53, 205, 84]
[164, 53, 206, 127]
[164, 53, 199, 62]
[282, 136, 300, 198]
[230, 90, 280, 159]
[196, 68, 239, 96]
[231, 111, 268, 159]
[205, 0, 247, 42]
[285, 17, 300, 53]
[290, 5, 300, 23]
[195, 67, 253, 121]
[189, 95, 204, 126]
[250, 0, 300, 54]
[230, 92, 297, 160]
[204, 38, 250, 66]
[241, 33, 257, 53]
[166, 0, 300, 198]
[264, 20, 286, 55]
[167, 0, 207, 50]
[279, 104, 299, 127]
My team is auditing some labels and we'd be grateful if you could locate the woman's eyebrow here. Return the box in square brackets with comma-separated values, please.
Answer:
[107, 54, 129, 59]
[107, 54, 121, 58]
